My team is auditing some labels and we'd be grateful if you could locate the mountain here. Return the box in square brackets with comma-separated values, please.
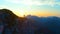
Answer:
[26, 15, 60, 34]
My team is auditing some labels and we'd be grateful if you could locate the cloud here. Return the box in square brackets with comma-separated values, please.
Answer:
[38, 0, 60, 7]
[0, 5, 16, 11]
[0, 5, 10, 9]
[5, 0, 20, 3]
[4, 0, 60, 6]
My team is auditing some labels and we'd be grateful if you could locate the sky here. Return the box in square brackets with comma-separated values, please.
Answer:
[0, 0, 60, 17]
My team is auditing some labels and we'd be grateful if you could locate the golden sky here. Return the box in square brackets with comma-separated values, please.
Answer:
[12, 10, 59, 17]
[0, 0, 60, 17]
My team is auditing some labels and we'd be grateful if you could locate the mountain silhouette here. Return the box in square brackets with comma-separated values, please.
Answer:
[26, 15, 60, 34]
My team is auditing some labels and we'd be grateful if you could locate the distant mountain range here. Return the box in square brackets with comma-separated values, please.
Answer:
[25, 15, 60, 34]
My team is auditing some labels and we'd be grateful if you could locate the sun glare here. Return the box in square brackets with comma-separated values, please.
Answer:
[19, 10, 25, 17]
[13, 10, 25, 17]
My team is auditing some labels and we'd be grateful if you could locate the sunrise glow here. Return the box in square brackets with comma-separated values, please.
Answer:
[0, 0, 60, 17]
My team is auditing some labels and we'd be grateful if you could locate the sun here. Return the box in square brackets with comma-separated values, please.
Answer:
[19, 10, 25, 17]
[13, 10, 25, 17]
